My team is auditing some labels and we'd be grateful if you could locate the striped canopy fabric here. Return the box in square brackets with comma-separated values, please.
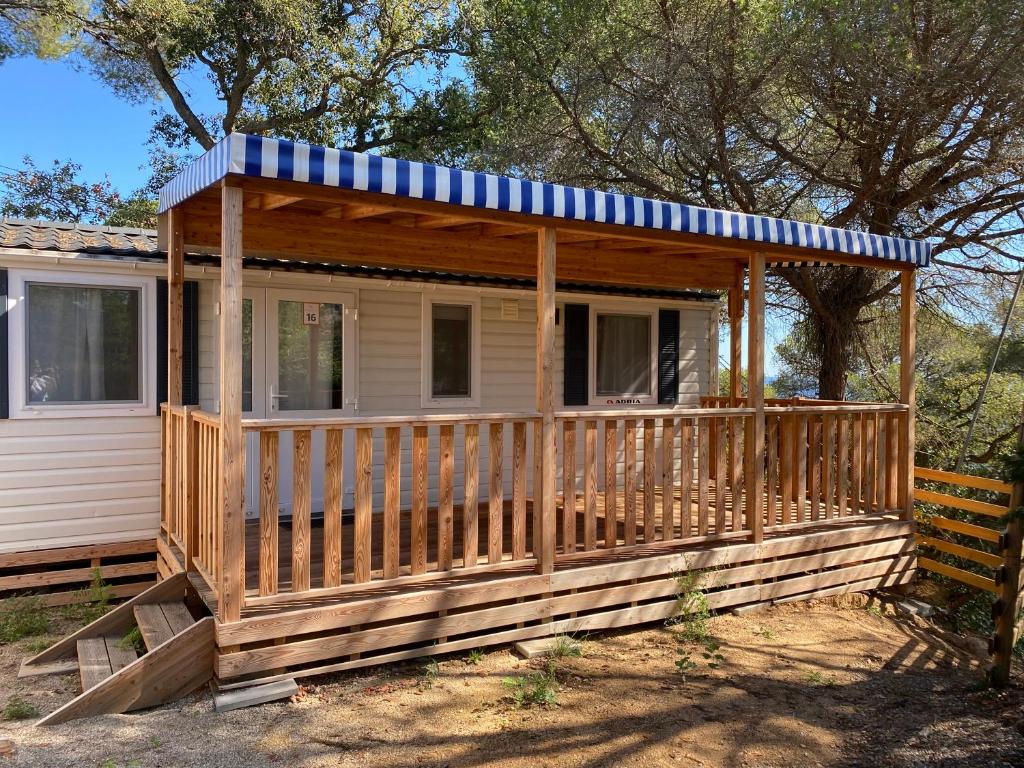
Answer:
[159, 133, 931, 268]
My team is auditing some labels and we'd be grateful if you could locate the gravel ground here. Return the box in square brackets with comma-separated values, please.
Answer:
[1, 594, 1022, 768]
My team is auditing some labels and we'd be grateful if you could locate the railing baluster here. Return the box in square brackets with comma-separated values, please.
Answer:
[794, 415, 807, 522]
[324, 428, 343, 588]
[603, 419, 618, 549]
[698, 418, 710, 535]
[679, 418, 694, 538]
[886, 413, 899, 511]
[512, 421, 527, 560]
[383, 426, 401, 579]
[584, 420, 597, 551]
[292, 429, 312, 592]
[412, 425, 429, 575]
[353, 427, 373, 583]
[823, 415, 835, 519]
[463, 423, 479, 567]
[781, 415, 794, 524]
[714, 416, 727, 533]
[642, 419, 656, 543]
[661, 417, 675, 540]
[809, 417, 821, 521]
[562, 420, 577, 554]
[259, 431, 279, 596]
[838, 415, 850, 516]
[731, 415, 744, 532]
[439, 424, 455, 570]
[488, 422, 504, 564]
[767, 416, 779, 526]
[623, 419, 637, 546]
[851, 414, 863, 515]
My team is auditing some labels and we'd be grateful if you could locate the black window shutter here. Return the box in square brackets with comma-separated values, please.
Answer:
[0, 269, 8, 419]
[562, 303, 589, 406]
[156, 278, 200, 413]
[658, 309, 680, 405]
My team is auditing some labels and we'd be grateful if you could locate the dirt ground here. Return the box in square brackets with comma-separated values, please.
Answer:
[2, 594, 1023, 768]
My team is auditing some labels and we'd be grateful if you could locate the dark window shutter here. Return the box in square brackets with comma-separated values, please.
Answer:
[0, 269, 8, 419]
[156, 278, 200, 413]
[658, 309, 680, 404]
[562, 303, 589, 406]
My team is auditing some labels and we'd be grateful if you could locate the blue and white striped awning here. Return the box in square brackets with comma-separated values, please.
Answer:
[158, 133, 930, 268]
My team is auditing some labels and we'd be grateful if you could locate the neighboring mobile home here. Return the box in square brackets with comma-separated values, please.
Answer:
[9, 133, 927, 724]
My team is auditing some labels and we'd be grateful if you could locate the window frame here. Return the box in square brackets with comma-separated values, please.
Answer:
[7, 268, 156, 418]
[420, 293, 481, 409]
[588, 305, 658, 406]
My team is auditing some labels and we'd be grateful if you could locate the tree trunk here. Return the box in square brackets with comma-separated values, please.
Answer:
[815, 314, 853, 400]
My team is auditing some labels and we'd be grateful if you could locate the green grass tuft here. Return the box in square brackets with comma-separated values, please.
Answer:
[0, 595, 50, 643]
[2, 696, 40, 721]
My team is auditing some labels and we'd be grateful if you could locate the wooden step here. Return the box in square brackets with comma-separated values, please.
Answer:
[77, 637, 138, 691]
[133, 602, 195, 651]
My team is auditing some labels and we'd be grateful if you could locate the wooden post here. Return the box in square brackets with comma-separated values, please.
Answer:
[219, 184, 245, 622]
[746, 253, 766, 543]
[167, 206, 185, 407]
[728, 265, 744, 405]
[536, 227, 556, 574]
[182, 406, 198, 572]
[990, 418, 1024, 687]
[900, 270, 917, 520]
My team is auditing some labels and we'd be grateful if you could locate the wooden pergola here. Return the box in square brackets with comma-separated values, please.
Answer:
[156, 133, 925, 628]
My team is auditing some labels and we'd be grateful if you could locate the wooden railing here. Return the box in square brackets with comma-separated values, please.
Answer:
[191, 411, 222, 594]
[763, 404, 909, 527]
[240, 413, 542, 606]
[555, 408, 756, 554]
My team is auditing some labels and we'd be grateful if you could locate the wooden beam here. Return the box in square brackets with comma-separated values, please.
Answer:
[536, 228, 557, 574]
[167, 207, 185, 406]
[899, 271, 916, 520]
[747, 253, 766, 543]
[219, 184, 245, 623]
[991, 414, 1023, 687]
[728, 265, 743, 404]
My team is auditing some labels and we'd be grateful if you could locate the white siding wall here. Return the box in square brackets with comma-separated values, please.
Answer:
[0, 256, 718, 552]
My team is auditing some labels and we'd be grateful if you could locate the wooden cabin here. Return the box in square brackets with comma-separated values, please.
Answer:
[8, 133, 927, 723]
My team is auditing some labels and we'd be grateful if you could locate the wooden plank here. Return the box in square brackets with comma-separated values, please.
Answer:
[767, 417, 779, 525]
[747, 251, 766, 542]
[823, 415, 835, 519]
[214, 679, 299, 713]
[808, 417, 821, 521]
[323, 428, 344, 588]
[913, 466, 1013, 494]
[714, 416, 727, 532]
[679, 420, 694, 538]
[291, 429, 312, 593]
[780, 416, 794, 524]
[864, 413, 877, 514]
[40, 618, 215, 726]
[886, 413, 898, 511]
[623, 420, 637, 546]
[166, 207, 185, 406]
[584, 420, 597, 550]
[642, 419, 656, 543]
[697, 419, 710, 535]
[77, 638, 112, 691]
[258, 432, 279, 597]
[160, 602, 195, 635]
[353, 427, 373, 583]
[900, 271, 916, 518]
[604, 420, 618, 548]
[916, 489, 1007, 518]
[917, 556, 998, 593]
[134, 604, 174, 651]
[837, 416, 849, 516]
[511, 422, 527, 560]
[922, 514, 1001, 543]
[916, 535, 1002, 569]
[488, 422, 504, 564]
[0, 540, 155, 570]
[662, 418, 676, 539]
[219, 184, 245, 623]
[381, 426, 401, 580]
[0, 561, 155, 592]
[851, 414, 863, 515]
[794, 415, 808, 522]
[439, 424, 456, 570]
[731, 416, 744, 531]
[412, 425, 429, 575]
[463, 424, 480, 567]
[536, 227, 557, 574]
[563, 421, 578, 553]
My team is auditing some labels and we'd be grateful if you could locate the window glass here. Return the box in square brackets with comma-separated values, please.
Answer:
[26, 283, 141, 404]
[242, 298, 253, 412]
[595, 313, 651, 396]
[277, 300, 344, 410]
[431, 303, 471, 398]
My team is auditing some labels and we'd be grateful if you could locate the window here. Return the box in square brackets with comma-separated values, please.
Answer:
[422, 296, 480, 407]
[9, 270, 154, 417]
[592, 310, 655, 402]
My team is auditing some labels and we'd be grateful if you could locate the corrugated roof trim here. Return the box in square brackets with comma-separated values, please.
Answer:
[158, 133, 931, 268]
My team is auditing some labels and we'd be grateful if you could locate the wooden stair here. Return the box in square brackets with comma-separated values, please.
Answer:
[19, 573, 216, 726]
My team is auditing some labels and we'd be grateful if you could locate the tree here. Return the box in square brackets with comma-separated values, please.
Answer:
[0, 157, 157, 227]
[466, 0, 1024, 397]
[18, 0, 483, 178]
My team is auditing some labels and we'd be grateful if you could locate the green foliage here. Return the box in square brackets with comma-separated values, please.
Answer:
[118, 625, 144, 654]
[23, 636, 55, 655]
[61, 569, 113, 624]
[466, 648, 484, 665]
[419, 659, 439, 688]
[501, 659, 559, 708]
[2, 696, 40, 721]
[753, 625, 777, 641]
[549, 635, 583, 659]
[670, 569, 712, 643]
[0, 595, 50, 643]
[805, 671, 838, 687]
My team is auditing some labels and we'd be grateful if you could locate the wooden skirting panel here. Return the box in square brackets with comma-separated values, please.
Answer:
[0, 540, 158, 607]
[215, 519, 916, 683]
